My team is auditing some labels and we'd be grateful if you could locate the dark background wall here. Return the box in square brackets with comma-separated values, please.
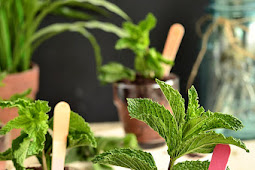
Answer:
[33, 0, 209, 122]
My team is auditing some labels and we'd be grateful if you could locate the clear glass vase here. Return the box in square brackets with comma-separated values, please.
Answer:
[199, 0, 255, 139]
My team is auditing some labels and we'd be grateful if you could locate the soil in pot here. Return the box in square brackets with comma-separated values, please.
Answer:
[0, 64, 39, 143]
[113, 74, 179, 148]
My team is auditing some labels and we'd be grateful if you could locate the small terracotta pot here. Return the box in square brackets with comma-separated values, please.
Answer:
[113, 74, 179, 148]
[0, 64, 39, 141]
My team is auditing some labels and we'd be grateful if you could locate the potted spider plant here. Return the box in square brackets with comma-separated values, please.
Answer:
[0, 0, 129, 140]
[98, 13, 184, 147]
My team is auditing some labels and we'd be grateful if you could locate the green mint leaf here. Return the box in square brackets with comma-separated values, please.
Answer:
[173, 160, 230, 170]
[176, 131, 249, 159]
[173, 160, 210, 170]
[123, 133, 139, 149]
[0, 148, 12, 160]
[127, 98, 178, 152]
[116, 13, 156, 53]
[186, 86, 204, 121]
[11, 133, 31, 170]
[93, 163, 113, 170]
[155, 79, 185, 129]
[183, 111, 244, 139]
[98, 62, 135, 84]
[0, 99, 31, 110]
[9, 89, 32, 101]
[138, 13, 156, 32]
[92, 148, 157, 170]
[68, 111, 97, 148]
[66, 133, 139, 164]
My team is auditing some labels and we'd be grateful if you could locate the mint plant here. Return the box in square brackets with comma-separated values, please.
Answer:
[66, 134, 139, 170]
[99, 13, 174, 84]
[0, 99, 96, 170]
[92, 79, 249, 170]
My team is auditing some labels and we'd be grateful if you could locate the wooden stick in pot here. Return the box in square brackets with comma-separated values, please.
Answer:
[51, 101, 71, 170]
[162, 23, 185, 77]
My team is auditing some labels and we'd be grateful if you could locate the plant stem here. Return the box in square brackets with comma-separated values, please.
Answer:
[42, 150, 47, 170]
[168, 157, 175, 170]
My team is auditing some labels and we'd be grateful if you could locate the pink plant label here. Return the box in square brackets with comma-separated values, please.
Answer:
[209, 144, 231, 170]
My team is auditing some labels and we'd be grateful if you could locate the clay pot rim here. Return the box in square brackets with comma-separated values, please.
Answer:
[3, 63, 39, 78]
[113, 73, 179, 88]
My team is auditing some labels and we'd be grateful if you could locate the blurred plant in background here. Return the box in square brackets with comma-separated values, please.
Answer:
[0, 0, 129, 74]
[98, 13, 174, 84]
[66, 134, 139, 169]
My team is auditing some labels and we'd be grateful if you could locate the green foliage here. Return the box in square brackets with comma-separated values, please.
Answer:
[98, 62, 136, 84]
[0, 99, 50, 169]
[8, 89, 32, 101]
[92, 148, 157, 170]
[0, 72, 6, 86]
[173, 161, 230, 170]
[93, 79, 248, 170]
[68, 111, 97, 148]
[0, 0, 128, 73]
[66, 134, 139, 169]
[0, 98, 96, 170]
[99, 13, 174, 84]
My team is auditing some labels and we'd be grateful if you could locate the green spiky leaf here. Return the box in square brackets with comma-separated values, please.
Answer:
[127, 98, 178, 152]
[98, 62, 135, 84]
[67, 111, 97, 148]
[92, 148, 157, 170]
[173, 160, 230, 170]
[155, 79, 185, 129]
[186, 86, 205, 121]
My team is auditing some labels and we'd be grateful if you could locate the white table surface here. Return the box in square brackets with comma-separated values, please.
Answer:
[6, 122, 254, 170]
[89, 122, 255, 170]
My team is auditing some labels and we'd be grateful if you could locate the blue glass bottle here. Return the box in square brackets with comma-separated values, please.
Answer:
[198, 0, 255, 139]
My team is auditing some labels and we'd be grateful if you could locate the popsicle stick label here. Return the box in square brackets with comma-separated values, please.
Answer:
[209, 144, 231, 170]
[162, 23, 185, 76]
[52, 102, 71, 170]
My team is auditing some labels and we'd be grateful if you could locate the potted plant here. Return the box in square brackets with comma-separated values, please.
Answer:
[98, 13, 182, 147]
[0, 0, 129, 140]
[92, 79, 249, 170]
[0, 98, 97, 170]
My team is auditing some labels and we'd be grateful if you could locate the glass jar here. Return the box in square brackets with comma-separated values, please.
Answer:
[198, 0, 255, 139]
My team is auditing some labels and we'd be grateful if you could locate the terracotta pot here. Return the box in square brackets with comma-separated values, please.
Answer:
[113, 74, 179, 148]
[0, 64, 39, 141]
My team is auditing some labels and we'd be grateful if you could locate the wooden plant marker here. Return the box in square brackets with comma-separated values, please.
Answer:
[162, 23, 185, 77]
[51, 102, 71, 170]
[209, 144, 231, 170]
